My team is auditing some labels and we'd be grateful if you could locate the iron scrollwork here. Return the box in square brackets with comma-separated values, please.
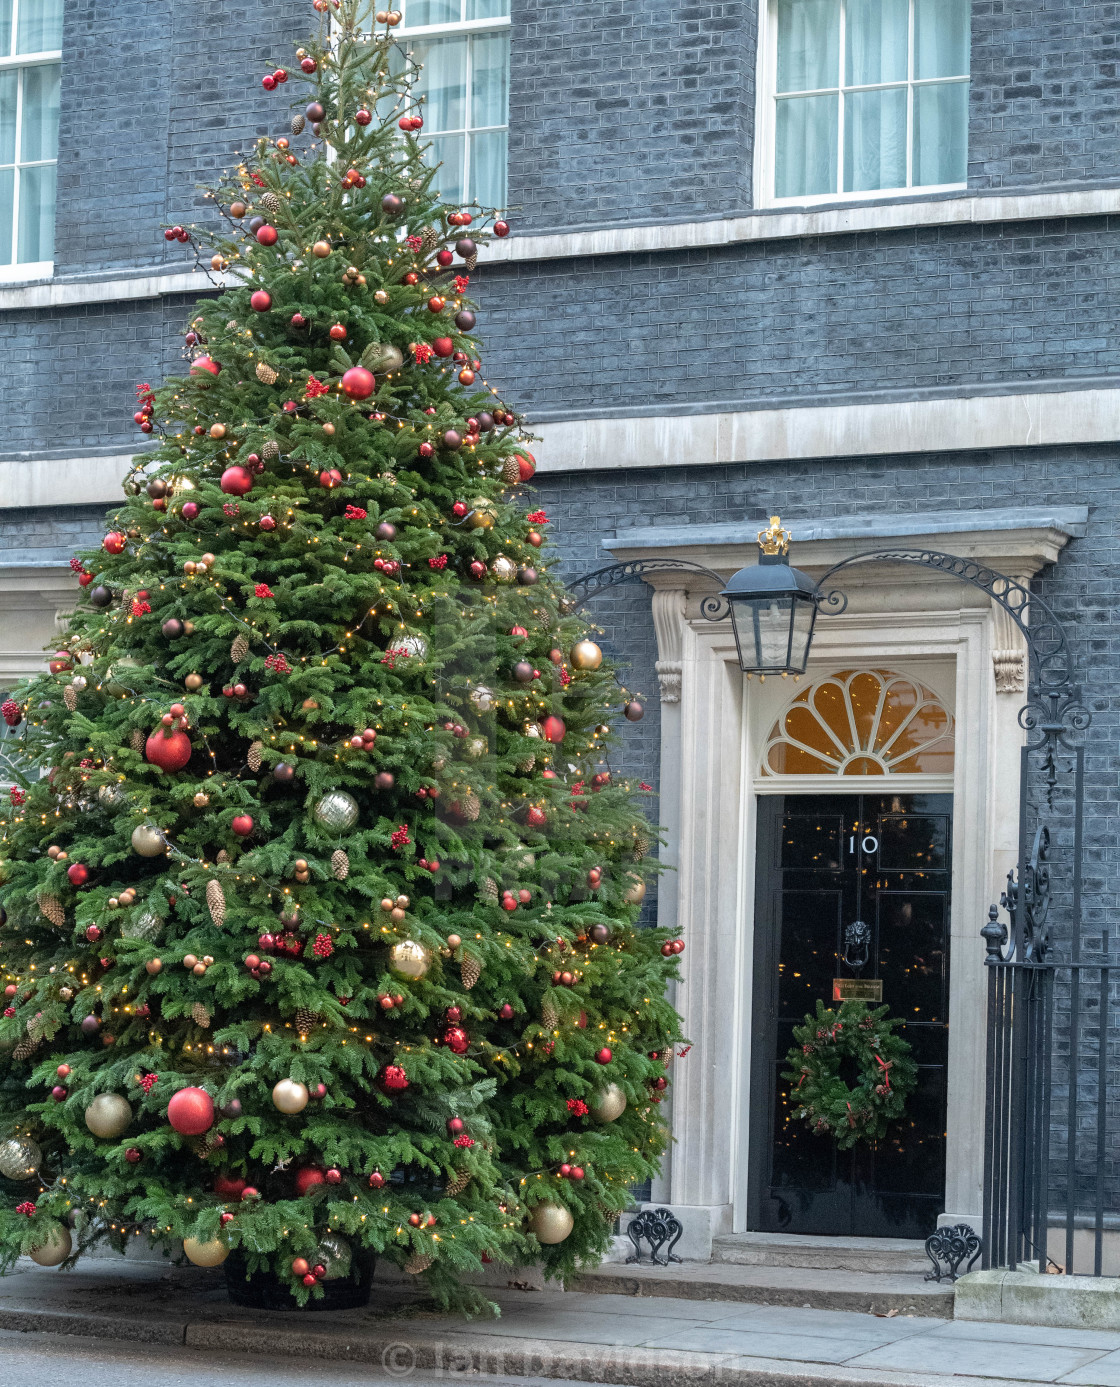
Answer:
[925, 1224, 982, 1282]
[562, 559, 731, 617]
[983, 825, 1051, 966]
[626, 1207, 684, 1266]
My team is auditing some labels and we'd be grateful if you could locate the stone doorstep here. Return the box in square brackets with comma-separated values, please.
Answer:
[710, 1233, 931, 1276]
[956, 1268, 1120, 1331]
[571, 1262, 954, 1319]
[0, 1300, 1035, 1387]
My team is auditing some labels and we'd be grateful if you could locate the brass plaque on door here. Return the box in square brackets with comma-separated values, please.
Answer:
[832, 978, 883, 1002]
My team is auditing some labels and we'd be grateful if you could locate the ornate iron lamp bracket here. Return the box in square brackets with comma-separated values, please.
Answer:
[562, 559, 731, 621]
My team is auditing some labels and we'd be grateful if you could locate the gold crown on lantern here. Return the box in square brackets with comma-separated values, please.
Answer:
[757, 515, 791, 556]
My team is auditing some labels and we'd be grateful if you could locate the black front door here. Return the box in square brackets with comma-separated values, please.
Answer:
[749, 793, 951, 1239]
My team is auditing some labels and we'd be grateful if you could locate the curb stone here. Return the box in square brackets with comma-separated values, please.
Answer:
[0, 1304, 1054, 1387]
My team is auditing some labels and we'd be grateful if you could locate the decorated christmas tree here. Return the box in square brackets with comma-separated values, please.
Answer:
[0, 0, 683, 1310]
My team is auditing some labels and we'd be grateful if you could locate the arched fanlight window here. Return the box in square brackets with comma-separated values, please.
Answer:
[761, 669, 954, 776]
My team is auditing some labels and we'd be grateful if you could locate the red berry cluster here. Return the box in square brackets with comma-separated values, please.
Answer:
[263, 652, 291, 674]
[566, 1098, 589, 1116]
[345, 505, 367, 519]
[312, 933, 334, 959]
[139, 1072, 158, 1094]
[390, 824, 411, 849]
[1, 698, 21, 727]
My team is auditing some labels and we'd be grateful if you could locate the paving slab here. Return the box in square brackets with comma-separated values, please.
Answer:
[845, 1335, 1108, 1383]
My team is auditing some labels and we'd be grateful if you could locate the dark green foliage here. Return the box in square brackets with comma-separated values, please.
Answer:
[0, 0, 682, 1310]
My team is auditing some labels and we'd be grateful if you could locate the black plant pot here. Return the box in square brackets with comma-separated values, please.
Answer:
[224, 1250, 376, 1311]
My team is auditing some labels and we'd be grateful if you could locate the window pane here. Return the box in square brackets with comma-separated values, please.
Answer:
[775, 93, 837, 196]
[0, 0, 11, 56]
[913, 80, 967, 184]
[466, 0, 509, 16]
[914, 0, 970, 78]
[471, 31, 508, 128]
[844, 86, 906, 190]
[19, 63, 59, 162]
[845, 0, 908, 85]
[16, 0, 62, 52]
[470, 127, 506, 206]
[404, 0, 460, 24]
[0, 166, 12, 262]
[0, 70, 15, 164]
[17, 161, 54, 261]
[776, 0, 839, 92]
[426, 131, 465, 203]
[411, 36, 467, 132]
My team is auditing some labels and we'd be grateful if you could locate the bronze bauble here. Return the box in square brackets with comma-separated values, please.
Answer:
[84, 1093, 132, 1138]
[29, 1222, 72, 1267]
[570, 640, 603, 671]
[624, 877, 647, 905]
[183, 1236, 229, 1267]
[590, 1082, 627, 1123]
[529, 1203, 574, 1244]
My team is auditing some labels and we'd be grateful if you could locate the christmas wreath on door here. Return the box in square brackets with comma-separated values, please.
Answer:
[782, 998, 917, 1150]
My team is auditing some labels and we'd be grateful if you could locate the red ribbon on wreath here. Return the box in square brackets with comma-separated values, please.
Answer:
[874, 1052, 893, 1090]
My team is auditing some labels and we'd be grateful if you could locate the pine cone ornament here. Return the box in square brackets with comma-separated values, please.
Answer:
[460, 955, 481, 990]
[291, 112, 306, 135]
[261, 191, 283, 216]
[404, 1252, 433, 1275]
[130, 729, 145, 753]
[205, 879, 226, 928]
[295, 1007, 319, 1037]
[230, 633, 250, 664]
[255, 360, 278, 385]
[331, 849, 350, 881]
[501, 457, 521, 485]
[37, 895, 65, 928]
[465, 252, 478, 271]
[541, 1000, 559, 1031]
[216, 849, 230, 864]
[261, 439, 280, 460]
[518, 755, 535, 773]
[63, 686, 78, 711]
[479, 877, 498, 901]
[463, 792, 481, 822]
[247, 741, 264, 772]
[420, 226, 439, 251]
[26, 1015, 45, 1044]
[445, 1170, 471, 1198]
[12, 1037, 39, 1062]
[632, 834, 651, 861]
[191, 1002, 211, 1029]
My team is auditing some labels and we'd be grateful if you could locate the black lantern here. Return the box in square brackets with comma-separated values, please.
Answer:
[722, 517, 819, 675]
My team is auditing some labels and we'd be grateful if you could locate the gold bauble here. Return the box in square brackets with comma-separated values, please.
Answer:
[272, 1078, 310, 1114]
[389, 939, 430, 979]
[467, 499, 496, 530]
[570, 640, 603, 671]
[185, 673, 204, 691]
[29, 1222, 72, 1267]
[84, 1093, 132, 1138]
[530, 1203, 574, 1245]
[0, 1136, 41, 1180]
[590, 1082, 627, 1123]
[490, 555, 516, 583]
[315, 1230, 352, 1280]
[624, 876, 647, 905]
[183, 1236, 229, 1267]
[465, 737, 487, 760]
[131, 824, 166, 857]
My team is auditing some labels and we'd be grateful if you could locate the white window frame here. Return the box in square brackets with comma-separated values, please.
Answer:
[395, 2, 510, 209]
[0, 7, 60, 280]
[754, 0, 968, 209]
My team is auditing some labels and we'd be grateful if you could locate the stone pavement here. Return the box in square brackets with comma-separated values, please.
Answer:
[5, 1258, 1120, 1386]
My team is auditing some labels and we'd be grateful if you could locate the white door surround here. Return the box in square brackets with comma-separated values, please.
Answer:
[606, 507, 1085, 1251]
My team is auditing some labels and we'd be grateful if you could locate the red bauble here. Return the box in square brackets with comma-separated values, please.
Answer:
[355, 107, 372, 125]
[499, 1003, 515, 1020]
[325, 1167, 342, 1184]
[540, 715, 566, 743]
[494, 220, 510, 237]
[103, 531, 126, 554]
[214, 1173, 248, 1199]
[369, 1170, 386, 1188]
[447, 1116, 464, 1134]
[379, 1063, 409, 1092]
[432, 337, 454, 358]
[168, 1086, 215, 1136]
[220, 466, 254, 496]
[181, 501, 199, 521]
[67, 863, 89, 886]
[125, 1147, 142, 1164]
[341, 366, 375, 400]
[295, 1166, 326, 1195]
[250, 290, 272, 311]
[436, 250, 454, 267]
[78, 571, 93, 586]
[329, 323, 347, 340]
[262, 74, 277, 89]
[231, 814, 254, 837]
[444, 1026, 469, 1054]
[526, 806, 547, 828]
[256, 225, 279, 246]
[595, 1047, 613, 1064]
[516, 451, 536, 482]
[145, 728, 192, 772]
[190, 356, 221, 376]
